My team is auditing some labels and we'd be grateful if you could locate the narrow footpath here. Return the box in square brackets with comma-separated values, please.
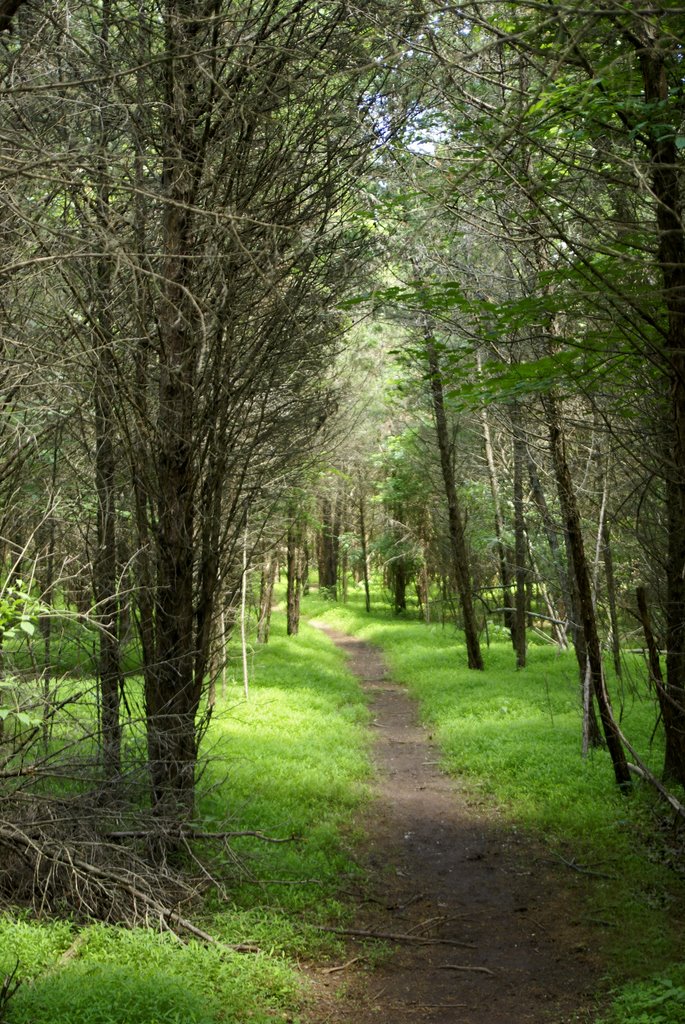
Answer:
[308, 625, 602, 1024]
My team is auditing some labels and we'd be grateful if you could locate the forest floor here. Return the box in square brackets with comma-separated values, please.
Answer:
[305, 624, 605, 1024]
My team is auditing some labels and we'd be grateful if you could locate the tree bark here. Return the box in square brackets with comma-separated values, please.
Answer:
[318, 496, 339, 599]
[145, 0, 207, 818]
[635, 39, 685, 787]
[92, 0, 121, 781]
[480, 399, 513, 635]
[257, 555, 277, 644]
[287, 522, 302, 636]
[425, 334, 483, 669]
[358, 490, 371, 613]
[602, 521, 622, 680]
[544, 393, 630, 787]
[511, 401, 527, 667]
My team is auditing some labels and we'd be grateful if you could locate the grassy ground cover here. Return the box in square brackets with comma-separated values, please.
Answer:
[303, 586, 685, 1023]
[0, 610, 371, 1024]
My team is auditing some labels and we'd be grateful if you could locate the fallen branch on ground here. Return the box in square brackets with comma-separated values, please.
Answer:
[108, 829, 298, 844]
[553, 854, 616, 880]
[438, 964, 496, 976]
[321, 956, 365, 974]
[312, 925, 475, 948]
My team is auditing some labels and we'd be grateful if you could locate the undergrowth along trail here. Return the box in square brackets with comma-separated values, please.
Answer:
[0, 610, 371, 1024]
[2, 589, 685, 1024]
[304, 589, 685, 1023]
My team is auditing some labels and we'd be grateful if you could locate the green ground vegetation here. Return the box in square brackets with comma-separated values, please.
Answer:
[304, 585, 685, 1024]
[3, 585, 685, 1024]
[0, 609, 371, 1024]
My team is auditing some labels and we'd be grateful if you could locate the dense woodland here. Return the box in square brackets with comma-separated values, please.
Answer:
[0, 0, 684, 980]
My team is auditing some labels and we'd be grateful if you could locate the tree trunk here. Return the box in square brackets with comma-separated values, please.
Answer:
[635, 586, 679, 776]
[636, 42, 685, 787]
[511, 401, 527, 667]
[358, 490, 371, 613]
[318, 496, 339, 599]
[526, 446, 573, 633]
[287, 523, 302, 636]
[544, 393, 630, 787]
[257, 555, 277, 644]
[425, 334, 483, 670]
[145, 0, 206, 818]
[479, 367, 513, 635]
[393, 558, 407, 614]
[92, 0, 121, 781]
[603, 521, 622, 680]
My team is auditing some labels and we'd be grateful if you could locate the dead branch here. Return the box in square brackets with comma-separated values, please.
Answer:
[0, 816, 258, 950]
[321, 956, 365, 974]
[312, 925, 476, 948]
[0, 959, 21, 1019]
[553, 854, 616, 880]
[107, 829, 297, 843]
[438, 964, 496, 976]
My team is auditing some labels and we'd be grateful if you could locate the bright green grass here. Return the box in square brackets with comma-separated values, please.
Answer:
[0, 609, 371, 1024]
[304, 586, 685, 1019]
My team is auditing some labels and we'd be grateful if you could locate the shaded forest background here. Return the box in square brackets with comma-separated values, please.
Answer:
[0, 0, 684, 949]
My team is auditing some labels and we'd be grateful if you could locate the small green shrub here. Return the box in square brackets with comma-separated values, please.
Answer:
[597, 975, 685, 1024]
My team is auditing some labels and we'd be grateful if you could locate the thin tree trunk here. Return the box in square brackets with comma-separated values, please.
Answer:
[511, 401, 527, 668]
[39, 436, 59, 752]
[287, 521, 302, 636]
[544, 393, 630, 787]
[526, 446, 573, 633]
[358, 490, 371, 613]
[241, 524, 249, 700]
[479, 364, 513, 635]
[257, 555, 277, 644]
[301, 541, 310, 596]
[635, 588, 683, 783]
[425, 334, 483, 670]
[603, 521, 622, 680]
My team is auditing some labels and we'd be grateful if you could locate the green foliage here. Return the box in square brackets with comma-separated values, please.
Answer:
[0, 582, 39, 642]
[0, 605, 371, 1024]
[597, 973, 685, 1024]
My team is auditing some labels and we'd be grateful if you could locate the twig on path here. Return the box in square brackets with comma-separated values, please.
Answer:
[312, 925, 475, 948]
[404, 913, 466, 935]
[405, 1003, 467, 1009]
[392, 892, 427, 911]
[321, 956, 365, 974]
[404, 914, 447, 935]
[438, 964, 496, 976]
[553, 854, 616, 880]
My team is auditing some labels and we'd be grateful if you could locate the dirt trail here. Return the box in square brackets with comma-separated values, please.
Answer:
[308, 625, 602, 1024]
